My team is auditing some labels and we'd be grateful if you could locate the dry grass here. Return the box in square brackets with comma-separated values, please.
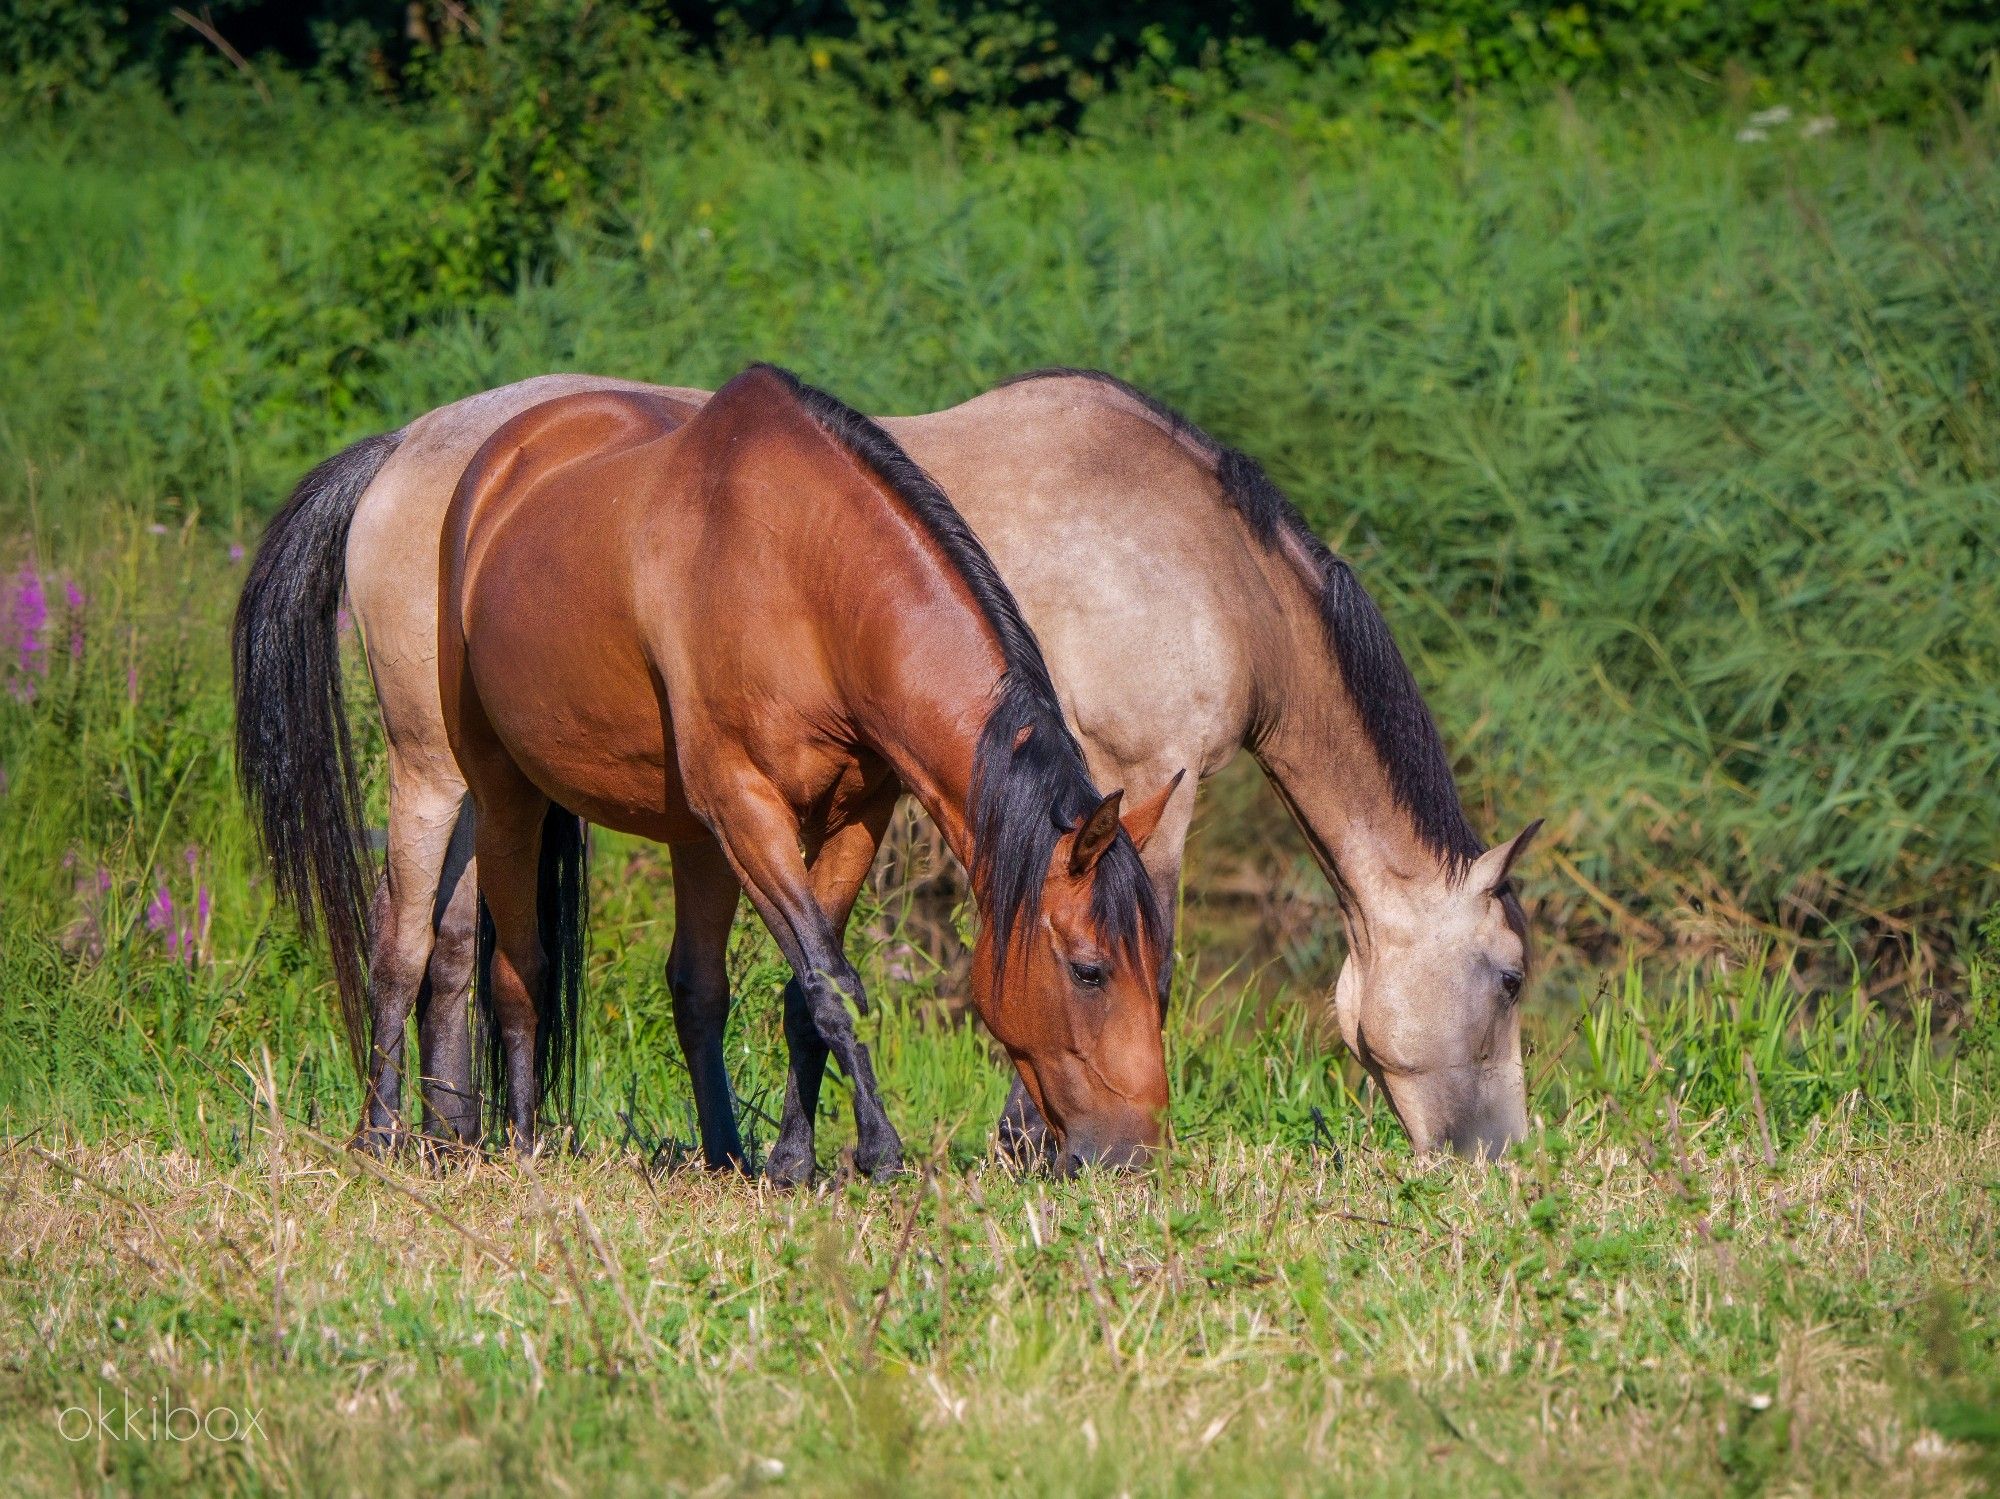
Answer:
[3, 1098, 1995, 1496]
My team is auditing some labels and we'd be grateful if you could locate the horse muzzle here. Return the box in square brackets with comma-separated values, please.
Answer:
[1056, 1118, 1159, 1174]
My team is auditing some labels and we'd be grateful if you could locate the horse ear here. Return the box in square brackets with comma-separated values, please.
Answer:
[1067, 790, 1125, 877]
[1468, 818, 1544, 895]
[1120, 768, 1186, 854]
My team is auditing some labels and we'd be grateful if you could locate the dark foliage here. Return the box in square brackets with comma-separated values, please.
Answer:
[10, 1, 1995, 123]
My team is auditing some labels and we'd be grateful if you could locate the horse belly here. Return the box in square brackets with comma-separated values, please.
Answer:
[462, 570, 706, 845]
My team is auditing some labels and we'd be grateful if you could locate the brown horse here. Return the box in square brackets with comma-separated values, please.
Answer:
[368, 364, 1174, 1170]
[233, 369, 1538, 1165]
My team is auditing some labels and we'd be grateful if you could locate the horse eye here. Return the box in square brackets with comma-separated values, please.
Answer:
[1069, 960, 1107, 990]
[1498, 970, 1524, 1006]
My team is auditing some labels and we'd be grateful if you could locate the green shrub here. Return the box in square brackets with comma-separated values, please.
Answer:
[11, 3, 1998, 128]
[346, 0, 674, 321]
[5, 90, 1997, 965]
[1298, 0, 2000, 121]
[1, 0, 127, 109]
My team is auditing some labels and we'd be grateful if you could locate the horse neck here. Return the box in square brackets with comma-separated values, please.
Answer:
[824, 542, 1005, 865]
[1252, 624, 1460, 954]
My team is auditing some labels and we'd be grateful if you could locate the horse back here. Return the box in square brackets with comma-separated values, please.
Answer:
[439, 389, 708, 839]
[437, 372, 897, 840]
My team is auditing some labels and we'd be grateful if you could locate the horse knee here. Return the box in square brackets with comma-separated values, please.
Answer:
[800, 966, 866, 1047]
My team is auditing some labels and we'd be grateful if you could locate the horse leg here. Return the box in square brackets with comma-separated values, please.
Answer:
[467, 773, 551, 1154]
[416, 797, 480, 1149]
[765, 781, 899, 1187]
[709, 781, 903, 1182]
[665, 836, 745, 1170]
[357, 769, 468, 1153]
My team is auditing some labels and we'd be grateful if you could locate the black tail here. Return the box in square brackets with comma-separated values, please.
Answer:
[475, 803, 590, 1141]
[232, 430, 403, 1078]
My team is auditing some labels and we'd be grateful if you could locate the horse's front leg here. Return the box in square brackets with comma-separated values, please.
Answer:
[711, 779, 904, 1184]
[764, 780, 900, 1185]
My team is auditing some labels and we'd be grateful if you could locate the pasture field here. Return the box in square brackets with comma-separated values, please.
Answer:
[2, 84, 1998, 1495]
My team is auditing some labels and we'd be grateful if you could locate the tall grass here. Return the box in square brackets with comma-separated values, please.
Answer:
[4, 89, 1995, 971]
[1, 520, 1992, 1166]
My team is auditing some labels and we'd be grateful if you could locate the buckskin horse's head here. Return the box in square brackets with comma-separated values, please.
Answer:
[1331, 821, 1542, 1159]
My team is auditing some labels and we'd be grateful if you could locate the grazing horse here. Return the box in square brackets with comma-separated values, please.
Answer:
[241, 364, 1178, 1174]
[234, 368, 1539, 1165]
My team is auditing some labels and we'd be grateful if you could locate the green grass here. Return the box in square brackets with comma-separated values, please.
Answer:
[2, 1092, 1996, 1494]
[3, 84, 1999, 1496]
[1, 484, 1997, 1497]
[2, 87, 1996, 961]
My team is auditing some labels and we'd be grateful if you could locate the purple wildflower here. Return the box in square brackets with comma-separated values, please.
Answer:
[229, 544, 245, 563]
[148, 523, 168, 537]
[336, 604, 353, 637]
[6, 564, 48, 701]
[142, 861, 209, 968]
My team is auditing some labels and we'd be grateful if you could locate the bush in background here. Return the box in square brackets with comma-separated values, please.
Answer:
[8, 2, 1999, 123]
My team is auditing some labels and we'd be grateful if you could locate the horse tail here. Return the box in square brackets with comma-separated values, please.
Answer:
[231, 429, 403, 1078]
[475, 803, 590, 1142]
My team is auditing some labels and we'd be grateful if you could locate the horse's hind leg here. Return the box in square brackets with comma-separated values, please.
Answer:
[415, 798, 480, 1149]
[465, 769, 553, 1153]
[358, 762, 470, 1153]
[665, 836, 745, 1170]
[765, 780, 900, 1187]
[707, 779, 903, 1182]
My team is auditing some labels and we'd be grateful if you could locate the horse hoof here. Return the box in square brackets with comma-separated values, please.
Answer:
[763, 1145, 815, 1189]
[854, 1141, 906, 1182]
[349, 1125, 401, 1158]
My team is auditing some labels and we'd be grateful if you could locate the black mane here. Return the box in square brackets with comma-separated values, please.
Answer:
[751, 364, 1162, 967]
[1002, 367, 1483, 873]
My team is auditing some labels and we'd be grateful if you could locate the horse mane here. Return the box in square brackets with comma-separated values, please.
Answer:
[1000, 366, 1484, 875]
[746, 364, 1162, 968]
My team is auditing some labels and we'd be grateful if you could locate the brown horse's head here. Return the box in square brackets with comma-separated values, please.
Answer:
[968, 738, 1183, 1173]
[1331, 821, 1542, 1159]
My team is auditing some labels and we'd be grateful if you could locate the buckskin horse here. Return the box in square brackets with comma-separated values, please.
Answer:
[237, 365, 1179, 1177]
[233, 367, 1539, 1168]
